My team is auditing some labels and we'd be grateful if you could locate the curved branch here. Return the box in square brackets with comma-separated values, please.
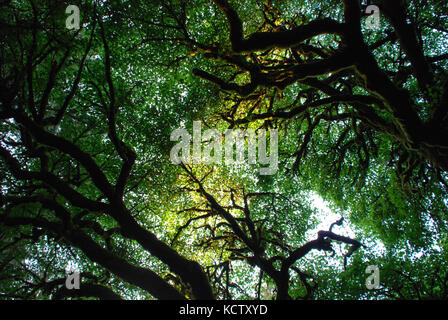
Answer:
[214, 0, 346, 53]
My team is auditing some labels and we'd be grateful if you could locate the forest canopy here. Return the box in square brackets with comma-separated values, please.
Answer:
[1, 0, 448, 300]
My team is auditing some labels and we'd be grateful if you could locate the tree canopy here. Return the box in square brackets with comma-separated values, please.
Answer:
[1, 0, 447, 300]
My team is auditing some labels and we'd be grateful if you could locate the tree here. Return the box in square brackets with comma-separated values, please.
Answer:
[0, 0, 447, 300]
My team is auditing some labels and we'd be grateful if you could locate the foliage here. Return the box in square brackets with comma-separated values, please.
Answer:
[0, 0, 447, 300]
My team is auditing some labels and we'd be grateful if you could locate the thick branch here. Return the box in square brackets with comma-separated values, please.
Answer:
[214, 0, 346, 53]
